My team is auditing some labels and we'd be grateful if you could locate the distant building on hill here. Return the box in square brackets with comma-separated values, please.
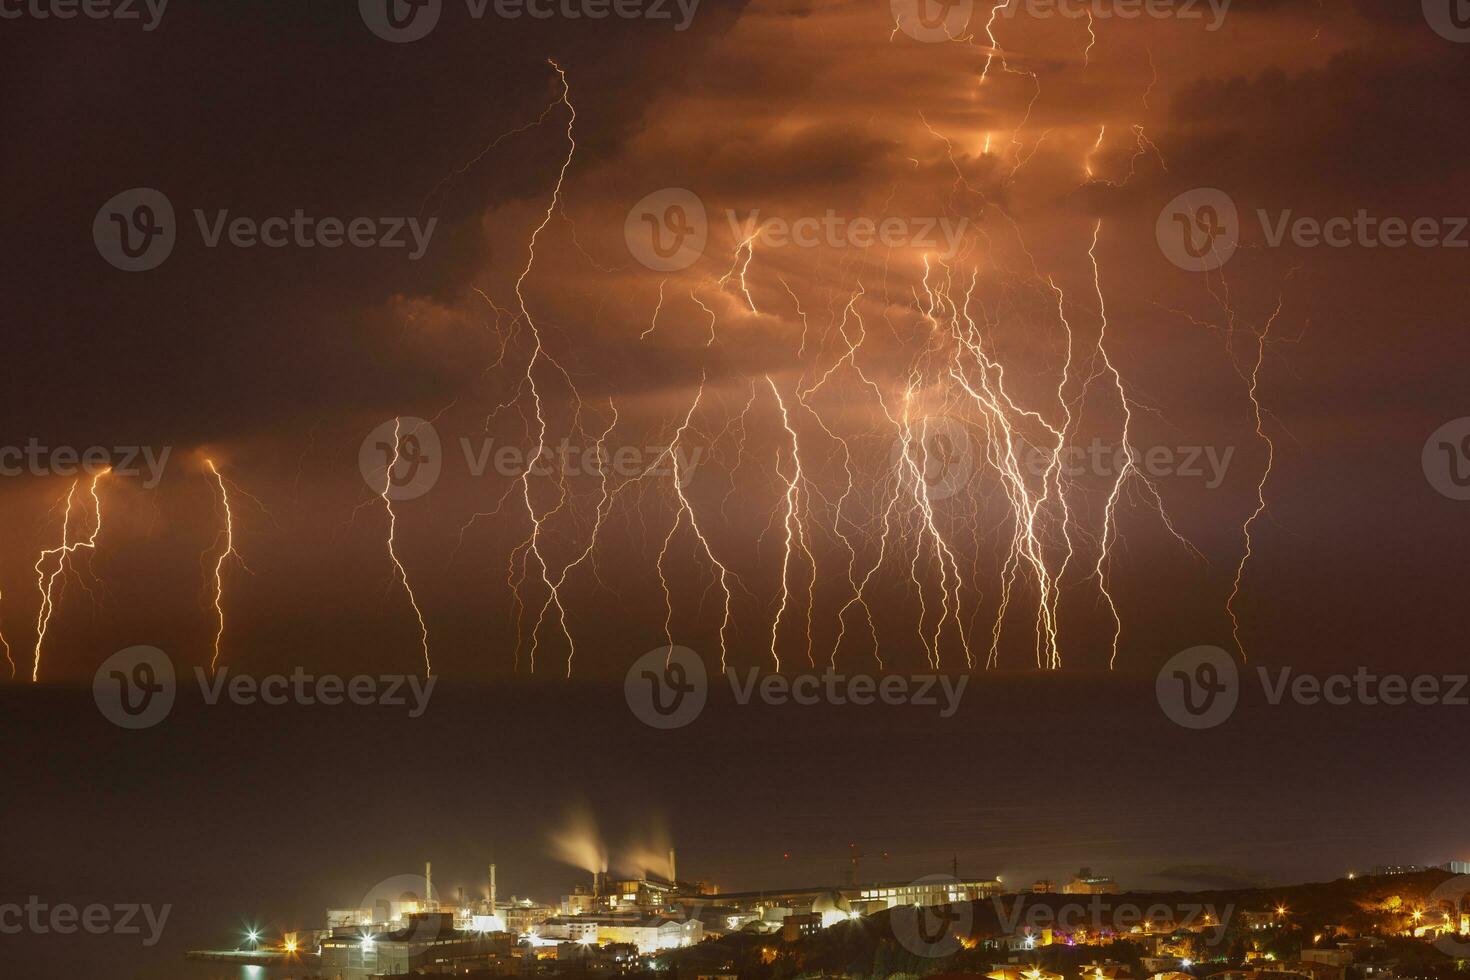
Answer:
[1063, 869, 1119, 895]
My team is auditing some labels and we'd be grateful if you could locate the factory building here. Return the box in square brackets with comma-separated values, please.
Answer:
[1064, 869, 1120, 895]
[538, 912, 703, 953]
[715, 876, 1003, 924]
[319, 912, 514, 979]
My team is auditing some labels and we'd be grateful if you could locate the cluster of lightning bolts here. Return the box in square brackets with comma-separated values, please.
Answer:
[412, 33, 1282, 680]
[7, 460, 255, 682]
[5, 18, 1282, 683]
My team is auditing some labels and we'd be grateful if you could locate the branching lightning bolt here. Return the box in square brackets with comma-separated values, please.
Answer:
[204, 459, 246, 674]
[32, 469, 109, 682]
[382, 418, 432, 677]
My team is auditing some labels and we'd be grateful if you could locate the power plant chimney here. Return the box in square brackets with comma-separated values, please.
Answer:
[669, 848, 677, 884]
[490, 863, 497, 915]
[425, 861, 433, 911]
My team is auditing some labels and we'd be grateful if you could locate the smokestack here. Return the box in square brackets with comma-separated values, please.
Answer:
[490, 863, 497, 914]
[669, 848, 677, 884]
[425, 862, 433, 911]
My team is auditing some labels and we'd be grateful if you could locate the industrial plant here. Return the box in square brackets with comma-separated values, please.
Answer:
[186, 851, 1004, 978]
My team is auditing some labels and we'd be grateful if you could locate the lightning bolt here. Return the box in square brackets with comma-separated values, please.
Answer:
[508, 58, 583, 676]
[718, 233, 760, 315]
[1, 591, 13, 680]
[381, 418, 432, 677]
[1084, 125, 1106, 181]
[1227, 300, 1280, 661]
[204, 459, 245, 674]
[653, 367, 739, 672]
[766, 376, 818, 671]
[32, 469, 109, 682]
[1088, 223, 1131, 669]
[1086, 223, 1203, 668]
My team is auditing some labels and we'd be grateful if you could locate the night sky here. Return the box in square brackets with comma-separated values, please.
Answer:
[2, 0, 1469, 975]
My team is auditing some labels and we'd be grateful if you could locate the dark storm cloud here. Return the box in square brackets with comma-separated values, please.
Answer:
[1166, 44, 1470, 198]
[0, 0, 750, 448]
